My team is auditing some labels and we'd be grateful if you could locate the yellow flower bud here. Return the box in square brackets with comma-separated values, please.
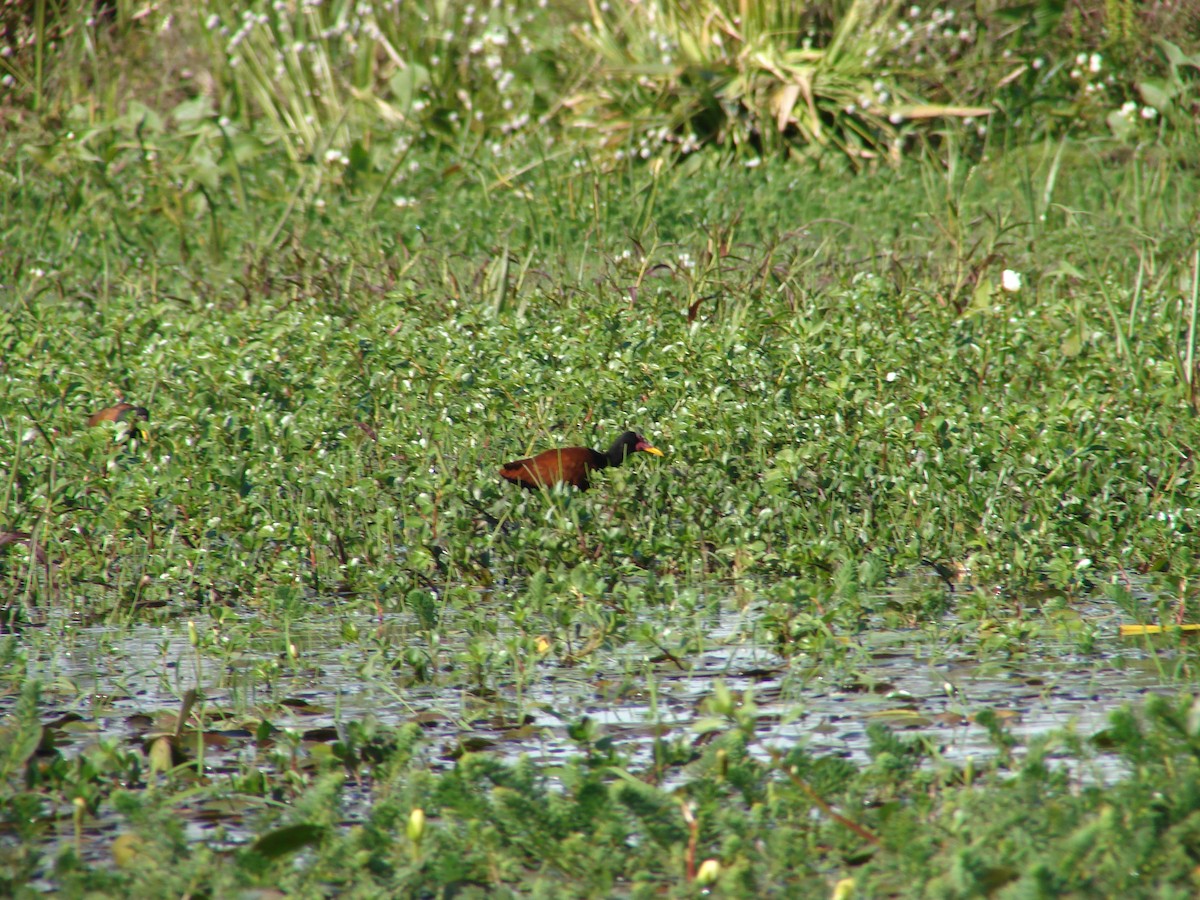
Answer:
[696, 859, 720, 885]
[407, 808, 426, 844]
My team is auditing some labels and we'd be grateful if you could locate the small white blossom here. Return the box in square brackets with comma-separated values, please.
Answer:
[1001, 269, 1022, 293]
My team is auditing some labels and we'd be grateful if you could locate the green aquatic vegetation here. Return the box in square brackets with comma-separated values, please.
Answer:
[8, 678, 1200, 897]
[4, 3, 1200, 890]
[3, 188, 1199, 621]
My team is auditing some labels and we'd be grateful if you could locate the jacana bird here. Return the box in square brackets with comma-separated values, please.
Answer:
[87, 403, 149, 427]
[500, 431, 664, 491]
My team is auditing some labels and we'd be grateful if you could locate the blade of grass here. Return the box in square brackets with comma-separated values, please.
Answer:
[1127, 247, 1146, 336]
[1186, 248, 1199, 409]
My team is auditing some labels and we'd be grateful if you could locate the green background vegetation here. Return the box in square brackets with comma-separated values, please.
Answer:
[3, 0, 1200, 895]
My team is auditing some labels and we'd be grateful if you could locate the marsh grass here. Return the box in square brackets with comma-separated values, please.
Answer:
[5, 135, 1199, 613]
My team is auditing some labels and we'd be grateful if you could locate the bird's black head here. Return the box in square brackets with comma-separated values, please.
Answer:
[606, 431, 664, 466]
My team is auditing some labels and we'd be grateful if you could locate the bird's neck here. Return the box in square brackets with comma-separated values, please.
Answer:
[604, 441, 629, 468]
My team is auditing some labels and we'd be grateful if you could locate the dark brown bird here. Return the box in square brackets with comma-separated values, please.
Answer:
[87, 403, 149, 428]
[500, 431, 664, 491]
[0, 530, 47, 564]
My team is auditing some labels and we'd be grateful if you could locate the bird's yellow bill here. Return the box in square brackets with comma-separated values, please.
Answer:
[643, 445, 664, 457]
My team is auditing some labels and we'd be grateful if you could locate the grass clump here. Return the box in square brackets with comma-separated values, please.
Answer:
[570, 0, 996, 164]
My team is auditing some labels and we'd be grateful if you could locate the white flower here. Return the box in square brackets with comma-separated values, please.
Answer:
[1001, 269, 1022, 292]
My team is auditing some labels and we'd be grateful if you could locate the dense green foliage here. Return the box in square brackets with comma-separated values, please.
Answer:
[3, 0, 1200, 895]
[4, 145, 1198, 620]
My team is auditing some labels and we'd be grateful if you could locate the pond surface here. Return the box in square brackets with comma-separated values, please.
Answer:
[3, 577, 1188, 869]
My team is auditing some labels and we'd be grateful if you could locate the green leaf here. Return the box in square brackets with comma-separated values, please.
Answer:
[250, 823, 326, 859]
[1155, 38, 1200, 70]
[0, 723, 43, 782]
[1047, 260, 1086, 280]
[1106, 108, 1134, 141]
[389, 64, 431, 112]
[1137, 79, 1175, 111]
[1060, 332, 1082, 358]
[172, 96, 215, 126]
[971, 276, 994, 311]
[348, 139, 371, 175]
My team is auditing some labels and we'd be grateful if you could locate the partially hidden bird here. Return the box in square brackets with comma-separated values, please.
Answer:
[87, 403, 149, 427]
[500, 431, 664, 491]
